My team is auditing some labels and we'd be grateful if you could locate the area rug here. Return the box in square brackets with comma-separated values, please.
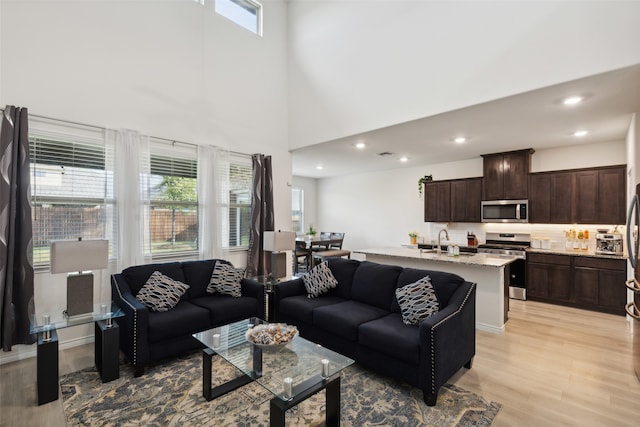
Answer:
[61, 352, 501, 426]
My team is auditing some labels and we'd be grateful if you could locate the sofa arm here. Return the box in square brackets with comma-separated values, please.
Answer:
[241, 278, 266, 319]
[271, 277, 305, 319]
[111, 274, 151, 374]
[418, 281, 476, 405]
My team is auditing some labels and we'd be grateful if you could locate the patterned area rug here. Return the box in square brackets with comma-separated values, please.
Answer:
[61, 352, 500, 426]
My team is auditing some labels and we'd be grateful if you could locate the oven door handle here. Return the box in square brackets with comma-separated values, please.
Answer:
[624, 301, 640, 320]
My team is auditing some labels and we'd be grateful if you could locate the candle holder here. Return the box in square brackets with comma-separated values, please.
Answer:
[283, 377, 293, 399]
[212, 333, 221, 348]
[42, 314, 52, 342]
[321, 358, 330, 378]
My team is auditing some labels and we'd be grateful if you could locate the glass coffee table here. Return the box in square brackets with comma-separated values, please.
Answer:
[193, 317, 354, 427]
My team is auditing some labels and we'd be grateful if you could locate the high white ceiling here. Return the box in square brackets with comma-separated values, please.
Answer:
[291, 64, 640, 178]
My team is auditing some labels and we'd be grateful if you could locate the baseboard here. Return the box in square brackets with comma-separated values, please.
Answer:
[0, 335, 94, 365]
[476, 322, 505, 334]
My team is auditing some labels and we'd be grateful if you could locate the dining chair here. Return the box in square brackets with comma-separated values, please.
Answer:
[294, 240, 312, 273]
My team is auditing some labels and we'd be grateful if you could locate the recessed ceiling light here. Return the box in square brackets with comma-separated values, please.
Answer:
[355, 142, 366, 149]
[316, 165, 324, 170]
[563, 96, 583, 106]
[454, 137, 466, 144]
[573, 130, 588, 137]
[400, 156, 408, 162]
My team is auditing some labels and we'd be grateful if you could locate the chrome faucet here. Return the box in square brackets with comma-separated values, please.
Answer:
[437, 229, 450, 254]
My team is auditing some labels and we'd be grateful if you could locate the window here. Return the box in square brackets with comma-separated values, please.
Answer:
[292, 188, 304, 234]
[29, 127, 114, 268]
[224, 154, 253, 249]
[215, 0, 262, 35]
[149, 140, 198, 259]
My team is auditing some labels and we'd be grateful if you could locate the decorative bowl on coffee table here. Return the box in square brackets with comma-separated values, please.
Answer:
[245, 323, 298, 350]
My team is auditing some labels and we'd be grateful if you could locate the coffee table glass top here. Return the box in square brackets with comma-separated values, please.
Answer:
[30, 302, 124, 334]
[193, 318, 354, 401]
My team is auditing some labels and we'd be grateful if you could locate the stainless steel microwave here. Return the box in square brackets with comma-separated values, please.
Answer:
[481, 200, 528, 223]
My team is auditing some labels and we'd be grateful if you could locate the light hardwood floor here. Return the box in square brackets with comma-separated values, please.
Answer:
[1, 300, 640, 426]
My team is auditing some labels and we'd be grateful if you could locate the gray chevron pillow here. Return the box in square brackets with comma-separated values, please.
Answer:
[302, 261, 338, 298]
[207, 262, 245, 297]
[136, 271, 190, 312]
[395, 276, 439, 325]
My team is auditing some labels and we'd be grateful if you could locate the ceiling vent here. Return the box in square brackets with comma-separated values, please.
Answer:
[377, 152, 393, 156]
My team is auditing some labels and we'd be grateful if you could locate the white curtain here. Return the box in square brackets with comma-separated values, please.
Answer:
[107, 129, 151, 271]
[198, 145, 229, 260]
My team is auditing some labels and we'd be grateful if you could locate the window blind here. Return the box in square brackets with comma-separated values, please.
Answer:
[29, 131, 112, 266]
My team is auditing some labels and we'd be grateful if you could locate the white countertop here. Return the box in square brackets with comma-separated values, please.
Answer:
[527, 247, 627, 260]
[354, 247, 517, 268]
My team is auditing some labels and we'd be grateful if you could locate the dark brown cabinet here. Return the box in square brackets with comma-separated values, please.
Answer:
[529, 171, 573, 223]
[528, 253, 626, 315]
[574, 257, 626, 315]
[482, 149, 532, 200]
[423, 181, 450, 222]
[527, 253, 572, 302]
[575, 170, 599, 223]
[450, 178, 482, 222]
[598, 166, 626, 224]
[530, 165, 625, 225]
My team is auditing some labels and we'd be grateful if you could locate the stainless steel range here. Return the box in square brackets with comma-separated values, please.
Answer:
[477, 232, 530, 300]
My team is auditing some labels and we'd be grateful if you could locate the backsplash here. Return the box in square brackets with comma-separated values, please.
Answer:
[418, 222, 626, 252]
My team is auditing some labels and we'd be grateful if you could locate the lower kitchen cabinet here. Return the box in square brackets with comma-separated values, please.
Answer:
[573, 257, 626, 315]
[527, 253, 626, 315]
[527, 254, 572, 302]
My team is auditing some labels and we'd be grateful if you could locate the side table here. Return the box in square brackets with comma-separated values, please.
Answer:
[245, 275, 301, 322]
[30, 302, 124, 405]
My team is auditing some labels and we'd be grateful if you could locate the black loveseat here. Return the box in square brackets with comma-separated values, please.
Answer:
[273, 258, 476, 406]
[111, 259, 264, 376]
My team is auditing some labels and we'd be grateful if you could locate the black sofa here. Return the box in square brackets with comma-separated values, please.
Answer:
[111, 259, 264, 376]
[273, 258, 476, 406]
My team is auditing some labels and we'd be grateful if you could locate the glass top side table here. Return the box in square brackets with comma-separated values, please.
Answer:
[30, 302, 124, 405]
[245, 275, 302, 321]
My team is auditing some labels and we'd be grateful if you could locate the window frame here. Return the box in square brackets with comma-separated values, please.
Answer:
[214, 0, 263, 36]
[29, 127, 114, 271]
[224, 153, 253, 251]
[148, 140, 199, 261]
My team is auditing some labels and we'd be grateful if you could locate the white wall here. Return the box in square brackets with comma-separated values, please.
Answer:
[288, 1, 640, 149]
[0, 0, 289, 362]
[317, 141, 627, 251]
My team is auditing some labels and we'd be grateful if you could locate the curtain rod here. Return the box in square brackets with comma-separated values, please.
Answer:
[1, 107, 246, 157]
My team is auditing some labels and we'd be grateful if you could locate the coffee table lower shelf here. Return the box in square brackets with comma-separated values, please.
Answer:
[201, 347, 342, 427]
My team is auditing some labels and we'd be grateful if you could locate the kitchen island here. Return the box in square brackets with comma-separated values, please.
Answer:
[353, 247, 518, 333]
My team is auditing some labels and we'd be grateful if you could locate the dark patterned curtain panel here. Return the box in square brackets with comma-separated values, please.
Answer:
[0, 106, 35, 351]
[246, 154, 274, 277]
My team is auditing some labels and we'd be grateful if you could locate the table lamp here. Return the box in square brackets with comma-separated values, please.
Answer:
[263, 231, 296, 280]
[50, 238, 109, 317]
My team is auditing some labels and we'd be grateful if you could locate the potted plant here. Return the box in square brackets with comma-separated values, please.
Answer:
[418, 175, 433, 198]
[306, 224, 317, 237]
[408, 232, 419, 245]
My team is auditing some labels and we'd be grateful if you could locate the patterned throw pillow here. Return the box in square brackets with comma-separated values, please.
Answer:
[395, 276, 440, 325]
[207, 262, 245, 297]
[136, 271, 190, 312]
[302, 261, 338, 298]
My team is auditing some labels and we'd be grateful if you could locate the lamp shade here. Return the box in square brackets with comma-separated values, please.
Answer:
[50, 239, 109, 273]
[263, 231, 296, 252]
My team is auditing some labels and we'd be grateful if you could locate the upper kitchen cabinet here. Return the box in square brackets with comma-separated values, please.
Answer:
[529, 171, 573, 223]
[424, 181, 451, 222]
[450, 178, 483, 222]
[482, 149, 533, 200]
[531, 165, 625, 224]
[575, 165, 626, 224]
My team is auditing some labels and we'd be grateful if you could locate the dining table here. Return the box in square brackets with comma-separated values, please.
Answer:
[296, 236, 343, 250]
